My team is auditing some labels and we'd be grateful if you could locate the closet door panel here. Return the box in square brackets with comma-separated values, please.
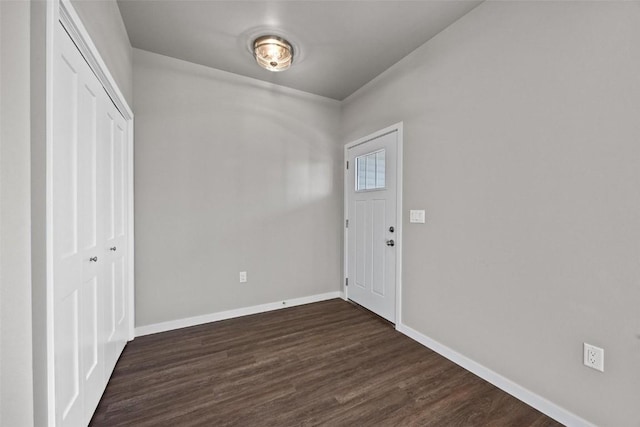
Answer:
[113, 117, 128, 347]
[77, 67, 105, 425]
[53, 25, 84, 427]
[102, 104, 129, 377]
[102, 111, 117, 376]
[77, 84, 98, 252]
[52, 50, 79, 300]
[53, 24, 84, 427]
[53, 19, 131, 426]
[53, 22, 108, 426]
[114, 119, 126, 239]
[54, 292, 81, 427]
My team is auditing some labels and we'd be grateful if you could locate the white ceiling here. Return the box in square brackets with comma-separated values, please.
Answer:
[117, 1, 482, 100]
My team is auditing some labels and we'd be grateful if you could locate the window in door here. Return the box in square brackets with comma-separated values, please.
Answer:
[356, 149, 385, 191]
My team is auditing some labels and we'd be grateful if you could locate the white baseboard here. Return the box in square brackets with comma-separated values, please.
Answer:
[396, 323, 593, 427]
[135, 291, 344, 337]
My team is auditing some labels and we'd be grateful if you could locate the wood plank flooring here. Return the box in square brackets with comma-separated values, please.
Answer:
[90, 299, 563, 426]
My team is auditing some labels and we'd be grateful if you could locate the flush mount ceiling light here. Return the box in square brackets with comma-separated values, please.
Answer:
[253, 35, 294, 72]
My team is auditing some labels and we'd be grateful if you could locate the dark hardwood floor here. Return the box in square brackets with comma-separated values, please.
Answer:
[90, 299, 563, 426]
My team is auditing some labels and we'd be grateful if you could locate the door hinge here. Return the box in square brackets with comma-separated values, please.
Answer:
[345, 219, 349, 228]
[346, 161, 349, 170]
[345, 278, 349, 287]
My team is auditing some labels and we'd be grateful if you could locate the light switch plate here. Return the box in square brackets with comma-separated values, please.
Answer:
[410, 210, 426, 223]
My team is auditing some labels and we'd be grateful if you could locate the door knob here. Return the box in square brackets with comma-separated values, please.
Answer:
[89, 256, 98, 262]
[110, 247, 117, 251]
[389, 226, 394, 233]
[386, 240, 395, 247]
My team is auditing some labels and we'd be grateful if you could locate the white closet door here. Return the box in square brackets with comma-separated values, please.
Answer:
[53, 23, 105, 426]
[102, 100, 129, 377]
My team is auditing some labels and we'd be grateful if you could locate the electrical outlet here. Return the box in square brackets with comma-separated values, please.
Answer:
[583, 343, 604, 372]
[239, 271, 247, 283]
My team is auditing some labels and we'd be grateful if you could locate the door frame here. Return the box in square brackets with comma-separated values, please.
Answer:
[44, 0, 135, 424]
[343, 122, 403, 326]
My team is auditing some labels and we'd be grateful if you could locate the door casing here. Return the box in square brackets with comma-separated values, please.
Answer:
[343, 122, 403, 326]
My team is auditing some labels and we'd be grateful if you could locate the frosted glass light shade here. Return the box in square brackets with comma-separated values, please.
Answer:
[253, 35, 293, 72]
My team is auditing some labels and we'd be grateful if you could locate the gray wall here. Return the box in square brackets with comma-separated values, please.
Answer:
[342, 2, 640, 426]
[71, 0, 133, 107]
[133, 49, 342, 327]
[30, 2, 48, 424]
[0, 1, 34, 426]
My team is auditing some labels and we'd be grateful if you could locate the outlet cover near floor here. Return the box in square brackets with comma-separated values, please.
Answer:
[583, 343, 604, 372]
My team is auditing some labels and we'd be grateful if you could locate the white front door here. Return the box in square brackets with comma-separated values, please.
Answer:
[346, 129, 399, 322]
